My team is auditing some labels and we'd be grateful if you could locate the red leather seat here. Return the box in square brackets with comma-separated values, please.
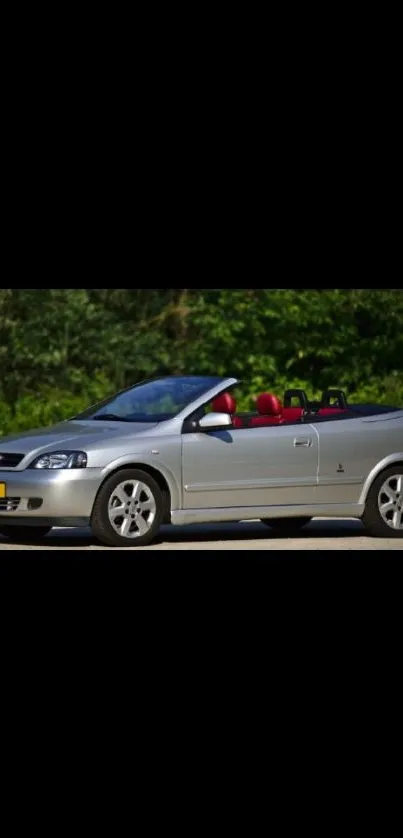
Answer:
[249, 393, 283, 426]
[232, 416, 244, 428]
[212, 393, 236, 414]
[282, 406, 304, 422]
[317, 407, 345, 416]
[211, 392, 243, 428]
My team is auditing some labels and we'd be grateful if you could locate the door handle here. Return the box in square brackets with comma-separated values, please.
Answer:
[293, 438, 312, 447]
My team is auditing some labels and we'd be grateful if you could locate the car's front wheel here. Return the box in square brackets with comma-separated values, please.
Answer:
[91, 468, 163, 547]
[261, 517, 312, 534]
[0, 525, 52, 541]
[362, 465, 403, 538]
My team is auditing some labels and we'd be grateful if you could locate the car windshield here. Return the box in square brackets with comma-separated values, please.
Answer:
[72, 376, 225, 423]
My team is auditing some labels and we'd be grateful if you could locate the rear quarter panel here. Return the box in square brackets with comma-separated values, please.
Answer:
[314, 411, 403, 504]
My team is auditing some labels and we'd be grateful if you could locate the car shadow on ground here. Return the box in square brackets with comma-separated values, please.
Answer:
[153, 518, 367, 545]
[0, 518, 369, 548]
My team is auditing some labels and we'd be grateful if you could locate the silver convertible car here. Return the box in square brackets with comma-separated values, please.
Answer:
[0, 375, 402, 547]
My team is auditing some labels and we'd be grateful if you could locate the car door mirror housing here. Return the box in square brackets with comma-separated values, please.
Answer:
[198, 412, 233, 431]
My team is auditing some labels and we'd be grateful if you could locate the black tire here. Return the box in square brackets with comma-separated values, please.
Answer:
[91, 468, 164, 547]
[261, 516, 312, 534]
[362, 465, 403, 538]
[0, 525, 52, 541]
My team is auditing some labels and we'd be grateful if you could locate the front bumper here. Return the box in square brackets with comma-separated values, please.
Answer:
[0, 468, 104, 525]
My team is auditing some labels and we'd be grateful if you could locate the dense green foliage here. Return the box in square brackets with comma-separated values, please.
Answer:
[1, 288, 402, 434]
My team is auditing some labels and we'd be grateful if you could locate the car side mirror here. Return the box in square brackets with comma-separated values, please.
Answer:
[198, 412, 233, 431]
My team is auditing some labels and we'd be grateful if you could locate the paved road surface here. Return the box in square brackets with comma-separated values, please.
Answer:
[0, 518, 402, 551]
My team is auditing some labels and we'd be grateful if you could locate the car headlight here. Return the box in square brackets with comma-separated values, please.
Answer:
[29, 451, 88, 469]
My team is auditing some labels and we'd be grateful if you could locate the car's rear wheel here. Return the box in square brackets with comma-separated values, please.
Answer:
[261, 517, 312, 534]
[362, 466, 403, 538]
[91, 468, 163, 547]
[0, 525, 52, 541]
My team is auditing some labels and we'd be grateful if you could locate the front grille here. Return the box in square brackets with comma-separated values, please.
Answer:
[0, 497, 21, 511]
[0, 453, 25, 468]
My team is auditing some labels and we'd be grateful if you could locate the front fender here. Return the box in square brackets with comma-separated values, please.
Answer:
[100, 454, 181, 511]
[359, 453, 403, 505]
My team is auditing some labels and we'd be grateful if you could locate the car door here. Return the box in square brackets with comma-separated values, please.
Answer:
[181, 423, 319, 509]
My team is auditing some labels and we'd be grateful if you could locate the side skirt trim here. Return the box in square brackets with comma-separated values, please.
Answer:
[171, 503, 365, 526]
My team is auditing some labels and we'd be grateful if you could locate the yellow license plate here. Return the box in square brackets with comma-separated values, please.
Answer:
[0, 483, 6, 499]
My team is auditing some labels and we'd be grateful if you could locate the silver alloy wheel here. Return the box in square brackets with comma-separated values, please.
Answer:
[378, 473, 403, 531]
[108, 479, 157, 539]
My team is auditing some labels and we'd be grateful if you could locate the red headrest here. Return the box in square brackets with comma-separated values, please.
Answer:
[256, 393, 282, 416]
[212, 392, 236, 414]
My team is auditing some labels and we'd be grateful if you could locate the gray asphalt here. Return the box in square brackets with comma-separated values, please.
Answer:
[0, 518, 402, 551]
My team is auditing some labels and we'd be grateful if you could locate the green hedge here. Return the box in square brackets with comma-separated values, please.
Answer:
[1, 289, 402, 435]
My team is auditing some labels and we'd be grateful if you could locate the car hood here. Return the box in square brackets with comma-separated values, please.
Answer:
[0, 419, 160, 461]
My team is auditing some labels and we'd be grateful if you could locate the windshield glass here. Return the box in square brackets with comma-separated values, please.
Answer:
[73, 376, 225, 422]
